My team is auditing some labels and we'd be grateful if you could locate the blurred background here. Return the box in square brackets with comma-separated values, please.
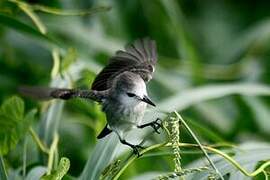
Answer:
[1, 0, 270, 179]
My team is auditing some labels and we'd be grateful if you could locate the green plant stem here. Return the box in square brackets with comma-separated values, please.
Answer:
[29, 127, 49, 154]
[51, 48, 61, 78]
[0, 156, 7, 180]
[12, 0, 62, 79]
[31, 5, 111, 16]
[173, 143, 270, 177]
[113, 140, 270, 180]
[8, 0, 111, 16]
[16, 4, 62, 174]
[47, 133, 59, 175]
[263, 170, 269, 180]
[22, 138, 27, 178]
[112, 143, 166, 180]
[15, 2, 47, 34]
[174, 111, 224, 180]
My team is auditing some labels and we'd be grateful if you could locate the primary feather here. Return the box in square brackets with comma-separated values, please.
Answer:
[91, 38, 157, 91]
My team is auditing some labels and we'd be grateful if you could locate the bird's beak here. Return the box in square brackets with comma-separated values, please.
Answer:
[141, 95, 156, 107]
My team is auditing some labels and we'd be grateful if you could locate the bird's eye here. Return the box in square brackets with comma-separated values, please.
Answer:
[126, 93, 136, 97]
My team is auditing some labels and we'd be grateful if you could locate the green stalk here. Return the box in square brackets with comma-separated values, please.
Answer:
[51, 48, 61, 79]
[8, 0, 110, 16]
[47, 134, 59, 175]
[174, 111, 224, 180]
[173, 143, 270, 178]
[29, 127, 49, 154]
[15, 2, 47, 34]
[0, 156, 7, 180]
[113, 140, 270, 180]
[22, 138, 28, 178]
[112, 143, 166, 180]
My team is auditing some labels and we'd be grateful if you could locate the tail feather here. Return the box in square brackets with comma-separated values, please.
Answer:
[19, 86, 104, 101]
[97, 124, 112, 139]
[18, 86, 56, 100]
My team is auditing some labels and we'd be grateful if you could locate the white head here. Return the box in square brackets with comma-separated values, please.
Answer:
[111, 71, 156, 107]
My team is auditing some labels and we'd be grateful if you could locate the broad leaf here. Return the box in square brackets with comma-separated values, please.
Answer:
[0, 96, 36, 155]
[80, 134, 119, 180]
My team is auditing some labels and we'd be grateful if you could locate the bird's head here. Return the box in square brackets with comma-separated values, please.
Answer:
[112, 72, 156, 107]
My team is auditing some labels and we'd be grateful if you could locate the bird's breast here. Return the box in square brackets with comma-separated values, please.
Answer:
[102, 100, 147, 131]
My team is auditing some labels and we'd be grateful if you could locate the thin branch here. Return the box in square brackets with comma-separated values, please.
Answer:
[112, 143, 166, 180]
[174, 111, 224, 180]
[15, 2, 47, 34]
[47, 133, 59, 175]
[29, 127, 49, 154]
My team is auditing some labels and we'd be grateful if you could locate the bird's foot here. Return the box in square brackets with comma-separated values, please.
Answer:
[150, 118, 162, 133]
[138, 118, 162, 134]
[131, 144, 144, 157]
[120, 139, 144, 157]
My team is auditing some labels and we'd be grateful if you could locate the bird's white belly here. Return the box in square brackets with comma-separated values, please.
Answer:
[108, 102, 147, 134]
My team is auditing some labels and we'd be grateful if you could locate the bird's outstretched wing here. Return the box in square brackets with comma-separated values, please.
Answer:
[91, 38, 157, 91]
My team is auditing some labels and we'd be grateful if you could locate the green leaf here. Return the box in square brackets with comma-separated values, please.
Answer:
[41, 157, 70, 180]
[243, 96, 270, 135]
[0, 96, 36, 155]
[186, 118, 225, 142]
[159, 83, 270, 112]
[0, 13, 58, 46]
[26, 166, 47, 180]
[80, 134, 119, 180]
[21, 109, 37, 133]
[0, 96, 24, 120]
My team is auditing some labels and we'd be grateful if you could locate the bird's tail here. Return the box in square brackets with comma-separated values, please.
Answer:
[19, 86, 105, 102]
[18, 86, 73, 100]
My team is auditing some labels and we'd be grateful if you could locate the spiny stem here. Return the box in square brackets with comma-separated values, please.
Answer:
[165, 115, 184, 179]
[174, 111, 224, 180]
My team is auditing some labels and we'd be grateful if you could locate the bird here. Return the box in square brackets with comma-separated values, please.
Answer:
[19, 38, 161, 156]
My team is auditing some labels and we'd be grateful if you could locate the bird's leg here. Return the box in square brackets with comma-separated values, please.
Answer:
[119, 139, 144, 157]
[137, 118, 162, 134]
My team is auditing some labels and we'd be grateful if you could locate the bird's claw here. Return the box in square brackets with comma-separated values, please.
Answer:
[132, 145, 144, 157]
[150, 118, 162, 134]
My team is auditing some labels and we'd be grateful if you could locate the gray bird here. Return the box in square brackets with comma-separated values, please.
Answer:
[20, 38, 161, 156]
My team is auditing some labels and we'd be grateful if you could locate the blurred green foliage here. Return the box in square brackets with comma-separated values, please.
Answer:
[0, 0, 270, 179]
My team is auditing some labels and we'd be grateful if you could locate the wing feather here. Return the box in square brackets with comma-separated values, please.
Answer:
[91, 38, 157, 91]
